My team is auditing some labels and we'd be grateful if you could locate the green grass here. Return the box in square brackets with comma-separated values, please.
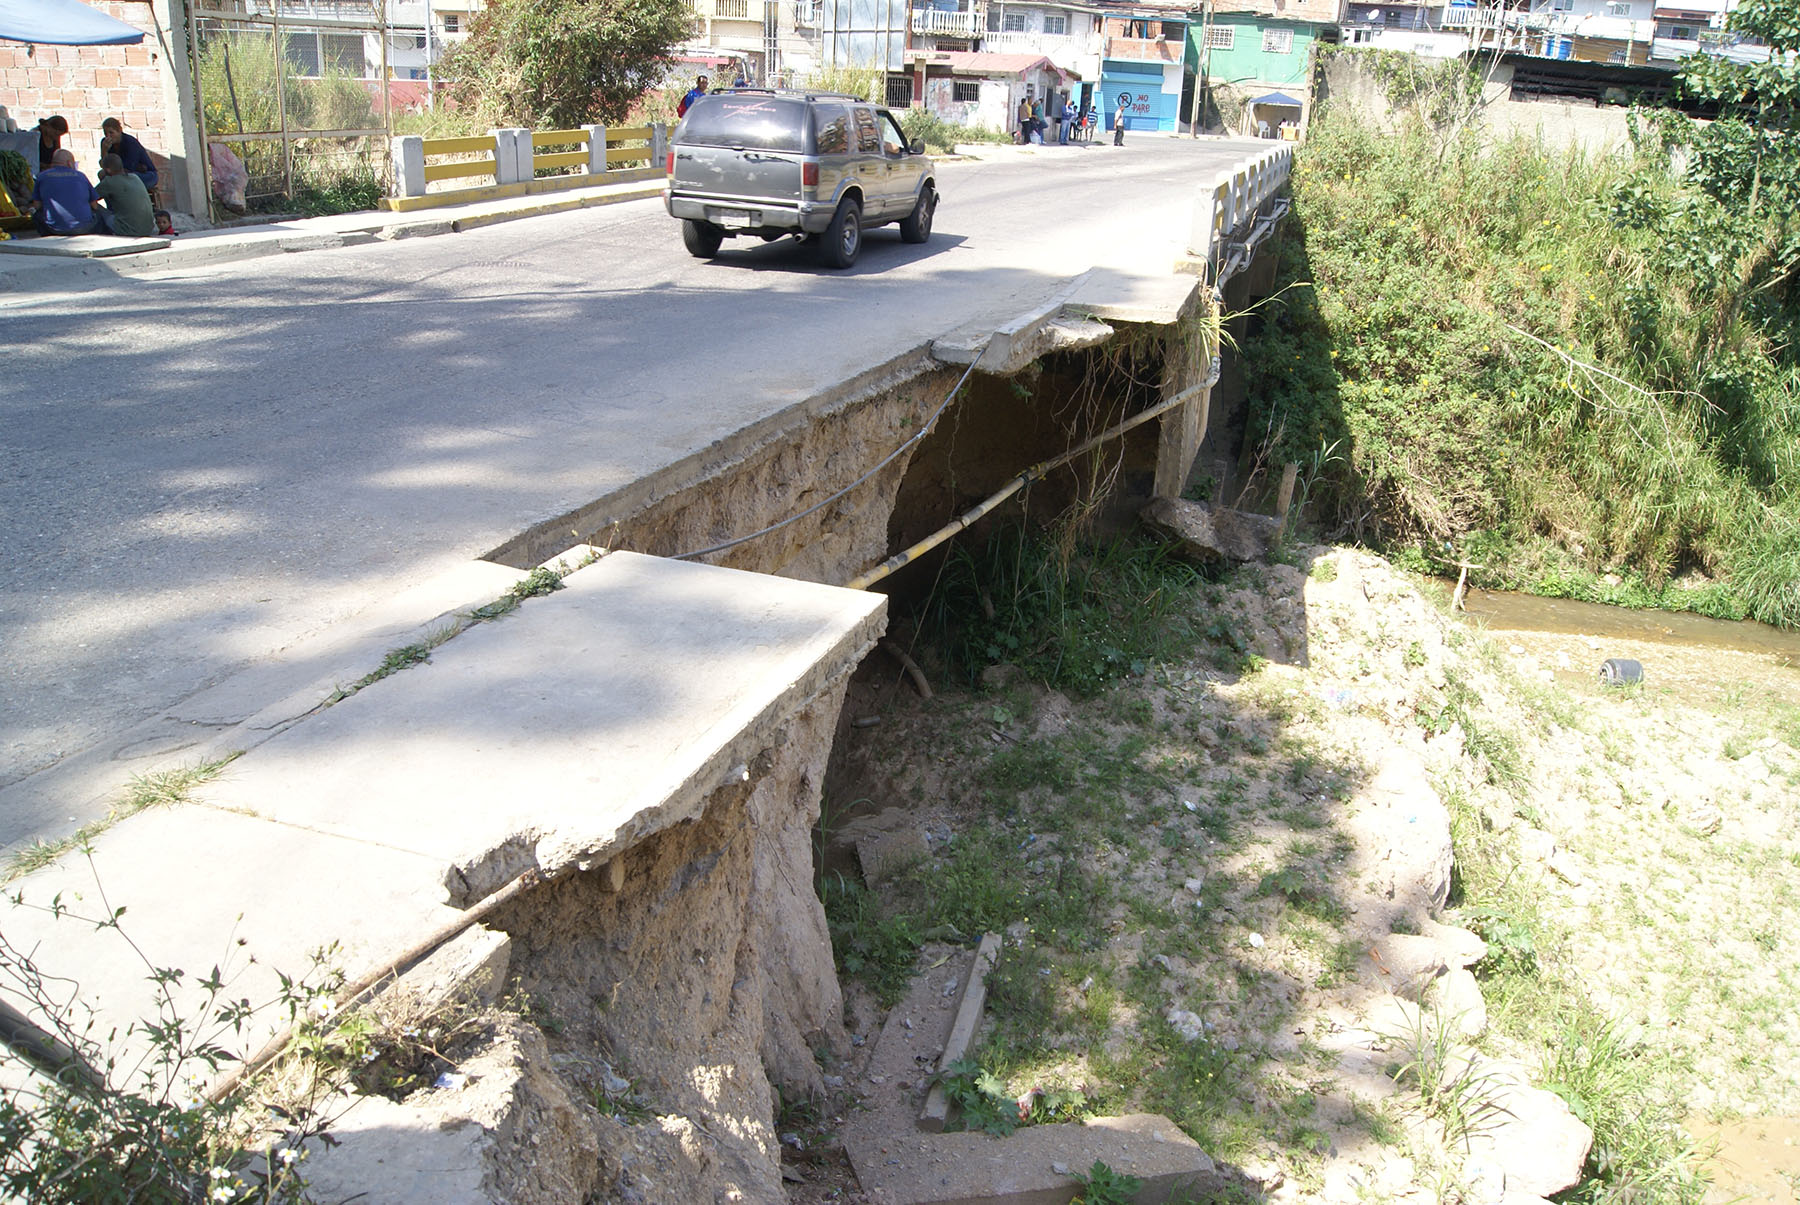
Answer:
[1247, 112, 1800, 630]
[4, 755, 242, 883]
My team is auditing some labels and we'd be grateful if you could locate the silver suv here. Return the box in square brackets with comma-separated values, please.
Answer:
[664, 89, 937, 269]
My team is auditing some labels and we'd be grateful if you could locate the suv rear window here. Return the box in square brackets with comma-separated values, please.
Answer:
[678, 96, 809, 152]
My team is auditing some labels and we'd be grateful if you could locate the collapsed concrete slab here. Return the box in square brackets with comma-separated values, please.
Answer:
[1, 550, 884, 1203]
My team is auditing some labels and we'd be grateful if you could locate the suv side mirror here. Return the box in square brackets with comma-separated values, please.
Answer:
[909, 138, 926, 155]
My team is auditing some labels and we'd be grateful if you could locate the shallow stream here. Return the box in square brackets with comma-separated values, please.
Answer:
[1461, 589, 1800, 661]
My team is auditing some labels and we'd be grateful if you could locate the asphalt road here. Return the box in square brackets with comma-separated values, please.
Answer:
[1, 137, 1265, 844]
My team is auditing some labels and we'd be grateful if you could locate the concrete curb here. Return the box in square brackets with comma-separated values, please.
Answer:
[0, 180, 667, 289]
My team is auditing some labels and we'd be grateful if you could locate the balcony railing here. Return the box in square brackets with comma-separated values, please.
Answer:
[912, 8, 982, 36]
[979, 28, 1101, 57]
[794, 0, 819, 24]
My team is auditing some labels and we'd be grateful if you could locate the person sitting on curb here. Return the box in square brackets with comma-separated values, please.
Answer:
[29, 148, 105, 236]
[100, 118, 158, 195]
[96, 152, 156, 237]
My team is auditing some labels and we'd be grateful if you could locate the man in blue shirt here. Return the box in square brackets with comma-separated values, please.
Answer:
[677, 75, 709, 118]
[29, 149, 103, 235]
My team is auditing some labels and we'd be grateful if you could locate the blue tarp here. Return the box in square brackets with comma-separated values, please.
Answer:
[1252, 91, 1304, 108]
[0, 0, 145, 46]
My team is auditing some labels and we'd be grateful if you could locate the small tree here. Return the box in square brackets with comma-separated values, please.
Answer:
[442, 0, 692, 129]
[1677, 0, 1800, 216]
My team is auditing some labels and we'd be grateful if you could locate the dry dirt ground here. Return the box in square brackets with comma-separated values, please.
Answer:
[792, 546, 1800, 1204]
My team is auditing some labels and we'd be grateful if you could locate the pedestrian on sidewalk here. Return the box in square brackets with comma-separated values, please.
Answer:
[96, 153, 155, 238]
[1031, 98, 1046, 144]
[1017, 95, 1032, 144]
[1084, 104, 1098, 142]
[1113, 96, 1127, 146]
[678, 75, 709, 118]
[1059, 98, 1075, 145]
[29, 148, 104, 236]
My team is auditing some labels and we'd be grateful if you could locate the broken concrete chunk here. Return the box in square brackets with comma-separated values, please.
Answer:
[1141, 496, 1285, 565]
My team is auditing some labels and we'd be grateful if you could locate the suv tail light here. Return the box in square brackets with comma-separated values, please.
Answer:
[802, 162, 819, 187]
[666, 151, 675, 175]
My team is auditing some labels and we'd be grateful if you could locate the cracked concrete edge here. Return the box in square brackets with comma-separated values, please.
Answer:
[0, 559, 531, 860]
[484, 344, 948, 569]
[920, 933, 1002, 1132]
[477, 589, 889, 903]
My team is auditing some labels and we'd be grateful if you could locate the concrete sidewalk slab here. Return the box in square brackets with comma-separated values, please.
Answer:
[0, 176, 666, 291]
[0, 234, 171, 258]
[0, 551, 883, 1079]
[211, 551, 885, 904]
[0, 558, 527, 860]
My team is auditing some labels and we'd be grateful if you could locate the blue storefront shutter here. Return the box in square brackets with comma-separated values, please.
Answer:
[1100, 61, 1173, 131]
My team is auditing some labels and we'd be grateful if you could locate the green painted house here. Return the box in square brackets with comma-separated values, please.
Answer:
[1186, 0, 1336, 131]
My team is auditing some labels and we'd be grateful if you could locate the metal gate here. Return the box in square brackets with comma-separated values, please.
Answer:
[187, 0, 397, 217]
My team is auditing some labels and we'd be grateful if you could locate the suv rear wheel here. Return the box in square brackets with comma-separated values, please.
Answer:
[682, 219, 725, 258]
[820, 198, 862, 269]
[899, 186, 935, 244]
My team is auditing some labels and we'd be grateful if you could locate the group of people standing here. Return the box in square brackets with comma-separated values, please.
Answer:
[1015, 94, 1131, 147]
[27, 113, 163, 237]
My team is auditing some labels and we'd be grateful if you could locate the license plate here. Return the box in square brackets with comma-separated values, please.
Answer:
[715, 209, 755, 229]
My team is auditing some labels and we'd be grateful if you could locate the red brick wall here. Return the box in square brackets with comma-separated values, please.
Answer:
[0, 1, 171, 174]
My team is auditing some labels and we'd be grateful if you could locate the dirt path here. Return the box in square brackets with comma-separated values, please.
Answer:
[796, 546, 1800, 1203]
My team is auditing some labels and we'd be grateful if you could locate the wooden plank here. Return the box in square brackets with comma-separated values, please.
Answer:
[421, 135, 498, 157]
[532, 129, 589, 147]
[423, 158, 496, 182]
[532, 150, 590, 171]
[607, 146, 653, 166]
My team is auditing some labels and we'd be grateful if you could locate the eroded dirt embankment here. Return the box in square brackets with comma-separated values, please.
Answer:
[807, 546, 1800, 1203]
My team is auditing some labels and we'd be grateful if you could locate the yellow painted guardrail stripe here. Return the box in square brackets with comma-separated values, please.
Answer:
[423, 158, 497, 182]
[607, 146, 652, 165]
[532, 150, 590, 171]
[532, 129, 589, 147]
[610, 125, 654, 142]
[420, 135, 497, 156]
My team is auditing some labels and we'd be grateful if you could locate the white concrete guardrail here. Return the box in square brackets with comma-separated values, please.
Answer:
[388, 124, 669, 212]
[1188, 142, 1293, 277]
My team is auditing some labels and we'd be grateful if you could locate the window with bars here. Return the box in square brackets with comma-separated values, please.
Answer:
[1003, 11, 1027, 31]
[1262, 27, 1293, 52]
[886, 75, 913, 107]
[1204, 25, 1234, 48]
[1044, 13, 1067, 34]
[443, 13, 459, 31]
[953, 80, 980, 102]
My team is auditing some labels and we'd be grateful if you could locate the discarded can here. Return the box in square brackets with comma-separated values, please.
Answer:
[1598, 658, 1643, 686]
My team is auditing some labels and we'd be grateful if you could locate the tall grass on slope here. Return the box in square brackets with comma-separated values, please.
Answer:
[1243, 116, 1800, 627]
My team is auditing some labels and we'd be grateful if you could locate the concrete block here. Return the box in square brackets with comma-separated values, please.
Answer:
[393, 134, 425, 197]
[920, 934, 1001, 1131]
[853, 1113, 1226, 1205]
[583, 123, 607, 176]
[490, 128, 520, 185]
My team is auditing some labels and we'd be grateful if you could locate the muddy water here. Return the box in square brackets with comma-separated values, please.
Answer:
[1452, 588, 1800, 1198]
[1688, 1116, 1800, 1204]
[1462, 589, 1800, 661]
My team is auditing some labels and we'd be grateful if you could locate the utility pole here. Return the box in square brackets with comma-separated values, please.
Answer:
[1189, 0, 1213, 136]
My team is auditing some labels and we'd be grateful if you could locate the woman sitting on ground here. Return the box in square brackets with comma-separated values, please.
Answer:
[100, 118, 157, 194]
[37, 115, 68, 171]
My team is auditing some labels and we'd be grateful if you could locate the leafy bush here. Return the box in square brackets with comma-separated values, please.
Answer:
[441, 0, 691, 128]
